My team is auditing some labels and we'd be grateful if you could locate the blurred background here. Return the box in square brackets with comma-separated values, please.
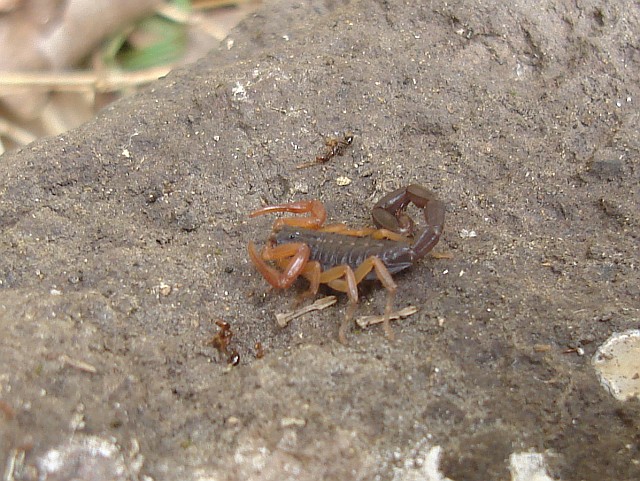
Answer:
[0, 0, 261, 154]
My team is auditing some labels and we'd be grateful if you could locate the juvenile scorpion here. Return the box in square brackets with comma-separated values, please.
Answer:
[248, 184, 445, 343]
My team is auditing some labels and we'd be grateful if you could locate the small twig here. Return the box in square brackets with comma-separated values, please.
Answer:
[193, 0, 257, 10]
[0, 66, 173, 93]
[276, 296, 337, 327]
[356, 305, 419, 328]
[3, 448, 25, 481]
[59, 354, 98, 374]
[155, 3, 190, 24]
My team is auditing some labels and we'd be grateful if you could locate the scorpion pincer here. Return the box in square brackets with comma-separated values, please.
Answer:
[248, 184, 445, 343]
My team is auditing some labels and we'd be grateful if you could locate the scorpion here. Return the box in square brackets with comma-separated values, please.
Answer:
[248, 184, 445, 343]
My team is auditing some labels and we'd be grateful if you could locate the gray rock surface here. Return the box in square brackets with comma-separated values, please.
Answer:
[1, 1, 639, 480]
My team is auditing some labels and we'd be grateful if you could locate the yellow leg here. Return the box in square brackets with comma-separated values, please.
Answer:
[318, 265, 359, 344]
[319, 224, 408, 242]
[248, 241, 310, 289]
[322, 257, 398, 341]
[353, 257, 398, 340]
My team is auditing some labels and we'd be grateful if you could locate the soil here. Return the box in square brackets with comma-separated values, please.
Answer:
[1, 0, 639, 480]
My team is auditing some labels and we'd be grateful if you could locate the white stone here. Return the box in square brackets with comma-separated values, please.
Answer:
[592, 329, 640, 401]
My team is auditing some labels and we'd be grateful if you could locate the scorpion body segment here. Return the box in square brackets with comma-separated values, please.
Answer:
[248, 184, 445, 343]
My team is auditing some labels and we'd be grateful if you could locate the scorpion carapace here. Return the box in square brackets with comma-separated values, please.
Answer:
[248, 184, 445, 343]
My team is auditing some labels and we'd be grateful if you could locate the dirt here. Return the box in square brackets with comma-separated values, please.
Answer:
[1, 0, 639, 480]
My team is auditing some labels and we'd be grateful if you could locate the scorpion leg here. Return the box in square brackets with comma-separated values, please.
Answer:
[368, 228, 408, 242]
[319, 223, 377, 236]
[297, 260, 322, 304]
[319, 223, 407, 242]
[317, 265, 359, 344]
[353, 257, 398, 341]
[248, 241, 310, 289]
[250, 200, 327, 230]
[323, 257, 398, 341]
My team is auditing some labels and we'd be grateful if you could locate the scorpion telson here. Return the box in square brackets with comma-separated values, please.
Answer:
[248, 184, 445, 343]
